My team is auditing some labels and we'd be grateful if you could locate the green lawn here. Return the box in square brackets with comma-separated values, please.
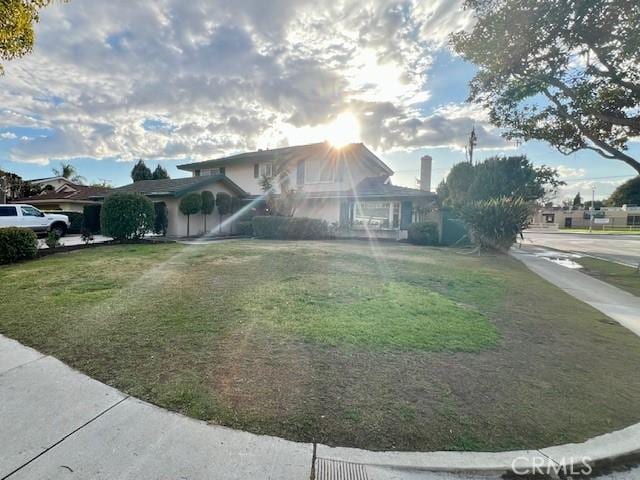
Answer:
[577, 257, 640, 297]
[1, 240, 640, 452]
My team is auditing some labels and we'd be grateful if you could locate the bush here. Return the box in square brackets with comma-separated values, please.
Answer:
[82, 204, 101, 233]
[153, 202, 168, 236]
[45, 231, 61, 249]
[407, 222, 439, 245]
[45, 211, 83, 234]
[252, 216, 328, 240]
[101, 193, 155, 241]
[458, 196, 531, 252]
[235, 221, 254, 236]
[0, 227, 38, 264]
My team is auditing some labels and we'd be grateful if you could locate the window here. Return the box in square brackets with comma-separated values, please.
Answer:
[353, 201, 401, 230]
[0, 206, 17, 217]
[259, 163, 273, 178]
[305, 159, 335, 183]
[543, 214, 555, 223]
[194, 169, 201, 177]
[21, 206, 43, 217]
[628, 215, 640, 226]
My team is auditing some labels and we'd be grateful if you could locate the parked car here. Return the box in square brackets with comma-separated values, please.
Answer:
[0, 204, 70, 237]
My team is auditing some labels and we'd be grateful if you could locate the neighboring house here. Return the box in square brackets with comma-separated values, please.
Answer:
[93, 176, 248, 237]
[533, 205, 640, 229]
[11, 180, 111, 213]
[177, 142, 436, 239]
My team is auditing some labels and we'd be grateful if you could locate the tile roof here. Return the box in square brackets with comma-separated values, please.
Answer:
[102, 175, 248, 198]
[302, 176, 435, 200]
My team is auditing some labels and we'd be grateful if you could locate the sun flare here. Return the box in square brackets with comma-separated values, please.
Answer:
[324, 113, 361, 148]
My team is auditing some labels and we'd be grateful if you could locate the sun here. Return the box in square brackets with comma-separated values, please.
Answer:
[324, 113, 361, 148]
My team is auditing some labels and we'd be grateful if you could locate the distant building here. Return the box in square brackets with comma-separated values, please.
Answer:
[533, 205, 640, 229]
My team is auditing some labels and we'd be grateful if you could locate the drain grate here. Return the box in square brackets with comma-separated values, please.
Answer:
[315, 457, 369, 480]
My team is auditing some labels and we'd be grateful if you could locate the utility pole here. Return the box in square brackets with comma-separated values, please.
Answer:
[589, 186, 595, 232]
[465, 126, 477, 164]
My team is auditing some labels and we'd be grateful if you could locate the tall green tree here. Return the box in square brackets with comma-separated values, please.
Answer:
[52, 162, 84, 183]
[452, 0, 640, 174]
[0, 0, 60, 75]
[572, 192, 582, 207]
[200, 190, 215, 232]
[131, 159, 152, 182]
[608, 176, 640, 206]
[438, 155, 563, 207]
[179, 193, 202, 238]
[152, 164, 169, 180]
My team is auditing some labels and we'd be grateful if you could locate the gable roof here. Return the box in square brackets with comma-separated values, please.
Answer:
[98, 175, 248, 199]
[177, 142, 394, 176]
[12, 185, 112, 204]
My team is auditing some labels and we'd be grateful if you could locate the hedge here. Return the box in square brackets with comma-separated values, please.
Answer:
[0, 227, 38, 265]
[252, 216, 328, 240]
[407, 222, 439, 246]
[82, 204, 101, 233]
[235, 221, 254, 236]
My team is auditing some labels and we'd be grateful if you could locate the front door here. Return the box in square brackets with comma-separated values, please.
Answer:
[564, 217, 572, 228]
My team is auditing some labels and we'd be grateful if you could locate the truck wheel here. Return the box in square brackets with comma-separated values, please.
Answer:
[51, 223, 67, 237]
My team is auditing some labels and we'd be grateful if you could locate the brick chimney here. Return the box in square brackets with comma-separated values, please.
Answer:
[420, 155, 432, 192]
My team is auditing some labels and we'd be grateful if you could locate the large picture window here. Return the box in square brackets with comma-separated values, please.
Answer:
[353, 201, 400, 230]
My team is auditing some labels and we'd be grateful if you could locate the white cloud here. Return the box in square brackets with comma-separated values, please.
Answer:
[554, 179, 629, 201]
[557, 165, 587, 178]
[0, 132, 17, 140]
[0, 0, 479, 165]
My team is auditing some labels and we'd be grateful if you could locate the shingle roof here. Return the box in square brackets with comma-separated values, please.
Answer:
[177, 142, 393, 176]
[100, 175, 247, 198]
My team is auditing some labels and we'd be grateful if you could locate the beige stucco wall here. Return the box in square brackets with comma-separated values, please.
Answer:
[198, 153, 388, 197]
[162, 183, 239, 237]
[294, 198, 342, 224]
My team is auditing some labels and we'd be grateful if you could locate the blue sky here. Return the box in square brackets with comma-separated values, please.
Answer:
[0, 1, 637, 201]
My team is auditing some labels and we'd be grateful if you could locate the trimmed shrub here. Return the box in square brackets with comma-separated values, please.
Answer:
[101, 193, 155, 241]
[153, 202, 168, 236]
[407, 222, 439, 245]
[0, 227, 38, 264]
[252, 216, 328, 240]
[458, 196, 531, 252]
[82, 204, 101, 233]
[235, 221, 254, 236]
[179, 193, 202, 237]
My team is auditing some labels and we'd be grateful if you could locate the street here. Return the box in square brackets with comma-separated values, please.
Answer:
[523, 231, 640, 266]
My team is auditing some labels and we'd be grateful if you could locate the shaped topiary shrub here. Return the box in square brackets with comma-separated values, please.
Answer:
[0, 227, 38, 264]
[101, 193, 155, 241]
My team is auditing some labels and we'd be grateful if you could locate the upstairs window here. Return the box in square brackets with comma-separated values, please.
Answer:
[259, 163, 273, 178]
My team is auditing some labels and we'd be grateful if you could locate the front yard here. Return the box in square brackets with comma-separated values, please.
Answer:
[1, 240, 640, 451]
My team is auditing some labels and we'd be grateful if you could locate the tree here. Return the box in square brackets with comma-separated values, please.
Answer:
[215, 192, 231, 234]
[200, 190, 215, 232]
[52, 162, 85, 183]
[131, 160, 152, 182]
[152, 164, 169, 180]
[608, 176, 640, 206]
[100, 193, 155, 241]
[572, 192, 582, 208]
[179, 193, 202, 238]
[452, 0, 640, 174]
[0, 0, 59, 75]
[259, 163, 301, 216]
[438, 155, 563, 207]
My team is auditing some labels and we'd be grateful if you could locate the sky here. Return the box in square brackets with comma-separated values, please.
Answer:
[0, 0, 638, 202]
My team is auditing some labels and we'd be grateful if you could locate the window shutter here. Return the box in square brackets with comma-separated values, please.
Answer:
[254, 164, 259, 178]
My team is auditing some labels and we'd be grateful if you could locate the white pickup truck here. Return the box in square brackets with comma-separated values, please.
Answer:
[0, 204, 70, 237]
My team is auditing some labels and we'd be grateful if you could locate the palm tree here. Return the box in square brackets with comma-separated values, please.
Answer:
[52, 162, 85, 184]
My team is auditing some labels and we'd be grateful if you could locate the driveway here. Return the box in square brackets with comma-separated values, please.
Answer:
[523, 231, 640, 266]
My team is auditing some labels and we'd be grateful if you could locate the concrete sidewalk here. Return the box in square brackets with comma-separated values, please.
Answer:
[511, 245, 640, 337]
[0, 336, 312, 480]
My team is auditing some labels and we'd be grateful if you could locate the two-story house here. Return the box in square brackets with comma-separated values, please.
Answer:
[104, 142, 436, 238]
[177, 142, 436, 238]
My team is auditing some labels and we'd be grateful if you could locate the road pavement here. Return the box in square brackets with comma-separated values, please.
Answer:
[523, 231, 640, 266]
